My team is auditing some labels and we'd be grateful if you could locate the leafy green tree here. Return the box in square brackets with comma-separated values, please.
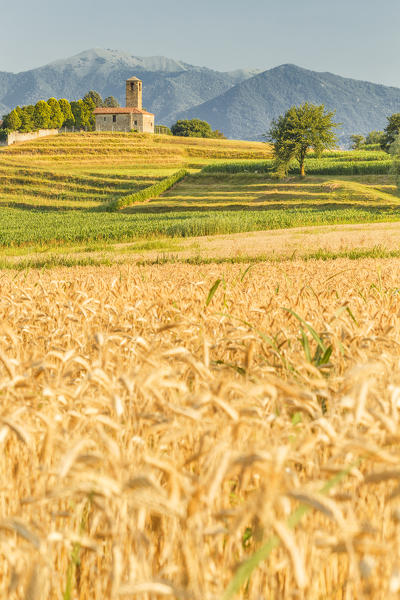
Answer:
[171, 119, 216, 138]
[389, 134, 400, 192]
[212, 129, 226, 139]
[82, 96, 96, 130]
[3, 108, 22, 131]
[83, 90, 103, 108]
[103, 96, 120, 108]
[365, 130, 384, 145]
[350, 134, 365, 150]
[33, 100, 51, 129]
[58, 99, 75, 128]
[267, 103, 338, 177]
[47, 98, 64, 129]
[70, 100, 85, 130]
[381, 113, 400, 152]
[70, 100, 94, 130]
[19, 106, 35, 132]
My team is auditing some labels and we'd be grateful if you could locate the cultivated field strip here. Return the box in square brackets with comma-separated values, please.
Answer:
[2, 133, 271, 162]
[1, 261, 400, 598]
[0, 133, 271, 209]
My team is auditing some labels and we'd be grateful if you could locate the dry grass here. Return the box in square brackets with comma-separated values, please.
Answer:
[1, 260, 400, 599]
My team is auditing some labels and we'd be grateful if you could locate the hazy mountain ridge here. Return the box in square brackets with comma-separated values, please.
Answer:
[1, 50, 400, 141]
[0, 49, 258, 124]
[176, 64, 400, 141]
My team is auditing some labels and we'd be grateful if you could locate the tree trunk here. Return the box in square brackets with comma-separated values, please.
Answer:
[299, 148, 307, 177]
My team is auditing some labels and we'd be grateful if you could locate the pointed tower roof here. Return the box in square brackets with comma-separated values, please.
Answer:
[126, 76, 141, 81]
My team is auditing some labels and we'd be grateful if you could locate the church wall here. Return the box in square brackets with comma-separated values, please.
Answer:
[95, 113, 155, 133]
[141, 114, 155, 133]
[95, 114, 132, 132]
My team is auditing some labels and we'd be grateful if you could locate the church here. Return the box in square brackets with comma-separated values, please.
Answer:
[94, 77, 155, 133]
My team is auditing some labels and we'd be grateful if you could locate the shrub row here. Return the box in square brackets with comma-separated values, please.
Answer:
[107, 169, 188, 211]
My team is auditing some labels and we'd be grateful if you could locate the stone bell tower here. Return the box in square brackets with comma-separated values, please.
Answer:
[126, 76, 142, 110]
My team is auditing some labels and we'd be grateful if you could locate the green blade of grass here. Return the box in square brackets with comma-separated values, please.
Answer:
[283, 307, 326, 352]
[206, 278, 222, 306]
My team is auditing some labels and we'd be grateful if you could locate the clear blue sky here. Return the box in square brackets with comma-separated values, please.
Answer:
[2, 0, 400, 87]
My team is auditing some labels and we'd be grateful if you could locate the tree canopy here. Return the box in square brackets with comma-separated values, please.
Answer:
[47, 98, 64, 129]
[58, 99, 75, 128]
[3, 108, 21, 131]
[83, 90, 103, 108]
[350, 134, 365, 150]
[0, 92, 102, 134]
[103, 96, 120, 108]
[171, 119, 225, 139]
[70, 100, 94, 131]
[33, 100, 51, 129]
[389, 134, 400, 192]
[365, 130, 384, 145]
[381, 113, 400, 153]
[267, 103, 338, 177]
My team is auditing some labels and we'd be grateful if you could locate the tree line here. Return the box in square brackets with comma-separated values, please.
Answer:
[350, 114, 400, 152]
[0, 91, 119, 135]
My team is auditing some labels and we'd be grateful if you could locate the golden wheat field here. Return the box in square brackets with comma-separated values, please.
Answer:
[2, 259, 400, 599]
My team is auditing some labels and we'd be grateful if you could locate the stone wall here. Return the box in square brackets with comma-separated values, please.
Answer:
[2, 129, 59, 146]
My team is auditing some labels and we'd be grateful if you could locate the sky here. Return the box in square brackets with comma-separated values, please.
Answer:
[1, 0, 400, 87]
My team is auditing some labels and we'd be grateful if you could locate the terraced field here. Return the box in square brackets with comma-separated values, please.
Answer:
[0, 132, 398, 266]
[0, 132, 270, 209]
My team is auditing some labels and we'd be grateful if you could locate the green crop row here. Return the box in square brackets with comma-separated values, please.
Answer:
[202, 157, 392, 176]
[291, 159, 392, 175]
[1, 205, 400, 248]
[202, 161, 274, 174]
[107, 169, 189, 210]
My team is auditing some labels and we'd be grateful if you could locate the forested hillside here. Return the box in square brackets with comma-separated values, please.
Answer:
[2, 49, 400, 142]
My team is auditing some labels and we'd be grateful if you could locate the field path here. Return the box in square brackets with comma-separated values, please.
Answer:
[2, 220, 400, 268]
[178, 220, 400, 259]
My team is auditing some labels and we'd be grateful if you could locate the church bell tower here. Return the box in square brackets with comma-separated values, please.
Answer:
[126, 77, 142, 110]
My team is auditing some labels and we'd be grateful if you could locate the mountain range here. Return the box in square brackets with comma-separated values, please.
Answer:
[1, 48, 400, 142]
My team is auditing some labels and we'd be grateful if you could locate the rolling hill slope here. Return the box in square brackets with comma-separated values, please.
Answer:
[2, 51, 400, 142]
[0, 49, 259, 125]
[176, 64, 400, 142]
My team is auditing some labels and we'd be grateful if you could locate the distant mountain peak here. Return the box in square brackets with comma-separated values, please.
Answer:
[44, 48, 201, 74]
[1, 50, 400, 142]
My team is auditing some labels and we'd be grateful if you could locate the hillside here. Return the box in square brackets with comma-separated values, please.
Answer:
[0, 49, 259, 125]
[176, 64, 400, 142]
[2, 50, 400, 142]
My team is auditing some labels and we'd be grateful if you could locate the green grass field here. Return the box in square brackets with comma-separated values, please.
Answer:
[0, 131, 398, 256]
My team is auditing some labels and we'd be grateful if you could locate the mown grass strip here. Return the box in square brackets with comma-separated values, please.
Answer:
[107, 169, 188, 210]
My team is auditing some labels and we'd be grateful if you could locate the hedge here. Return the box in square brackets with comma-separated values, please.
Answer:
[107, 169, 188, 211]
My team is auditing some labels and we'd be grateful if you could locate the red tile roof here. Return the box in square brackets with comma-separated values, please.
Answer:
[93, 107, 154, 115]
